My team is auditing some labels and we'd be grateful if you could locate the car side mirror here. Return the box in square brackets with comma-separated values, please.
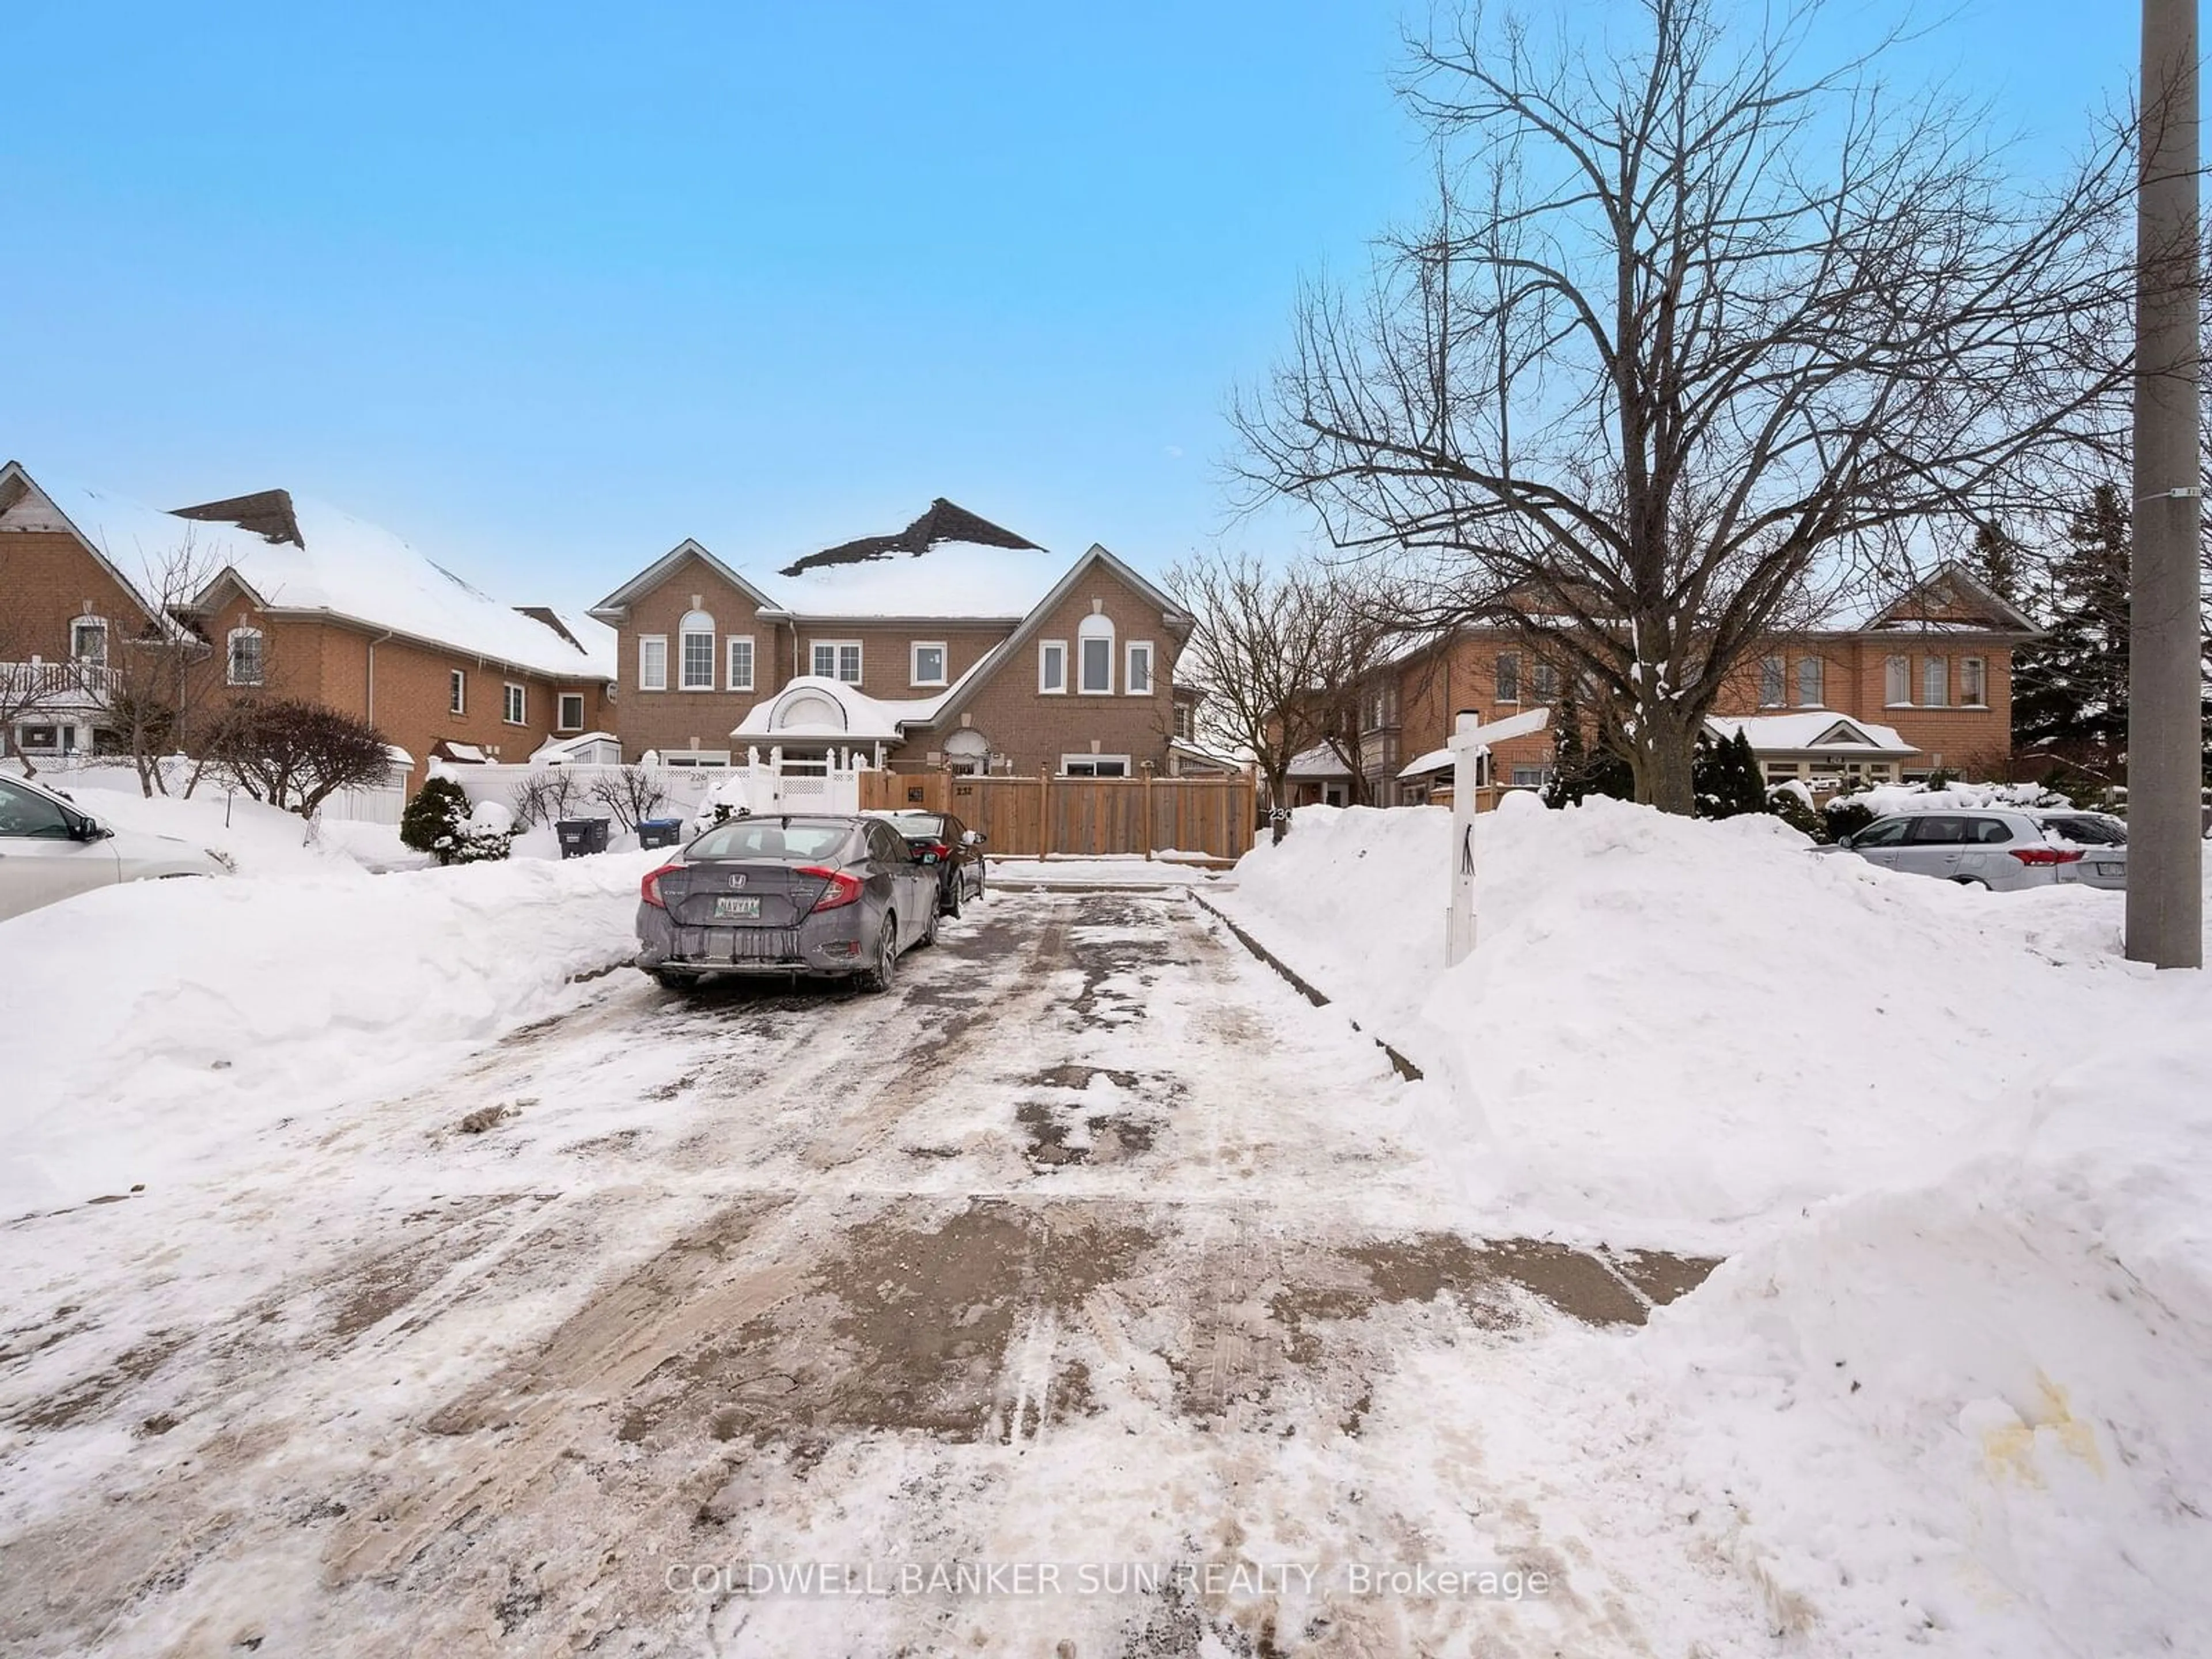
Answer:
[69, 814, 108, 843]
[965, 830, 984, 845]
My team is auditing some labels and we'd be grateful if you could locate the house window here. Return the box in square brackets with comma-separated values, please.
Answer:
[726, 635, 755, 691]
[502, 683, 526, 725]
[1495, 652, 1521, 703]
[911, 642, 948, 687]
[1126, 641, 1154, 696]
[1365, 685, 1396, 730]
[449, 669, 468, 715]
[557, 692, 585, 732]
[1759, 655, 1785, 707]
[16, 724, 72, 755]
[226, 627, 264, 686]
[1173, 700, 1194, 740]
[1509, 765, 1552, 789]
[70, 618, 108, 666]
[1960, 657, 1986, 707]
[639, 635, 668, 692]
[1885, 655, 1911, 706]
[1922, 657, 1949, 707]
[679, 611, 716, 691]
[1078, 612, 1115, 694]
[1531, 661, 1559, 702]
[1039, 639, 1068, 694]
[812, 641, 862, 683]
[1765, 762, 1800, 776]
[1061, 755, 1130, 778]
[1795, 657, 1824, 707]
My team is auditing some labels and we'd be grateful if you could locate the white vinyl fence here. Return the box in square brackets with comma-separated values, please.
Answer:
[428, 747, 867, 828]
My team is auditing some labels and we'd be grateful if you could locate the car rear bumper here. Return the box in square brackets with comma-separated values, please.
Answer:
[635, 903, 868, 978]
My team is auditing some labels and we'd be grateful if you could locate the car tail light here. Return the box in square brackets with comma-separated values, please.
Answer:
[796, 865, 863, 911]
[641, 862, 683, 908]
[923, 842, 950, 860]
[2009, 846, 2085, 866]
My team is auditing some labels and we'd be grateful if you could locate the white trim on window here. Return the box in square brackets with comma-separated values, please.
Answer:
[1758, 654, 1785, 708]
[70, 616, 109, 666]
[1039, 639, 1068, 694]
[678, 610, 716, 691]
[1884, 654, 1911, 707]
[1495, 650, 1521, 703]
[449, 669, 467, 715]
[810, 639, 863, 683]
[638, 635, 668, 692]
[1125, 640, 1154, 696]
[226, 626, 264, 687]
[502, 683, 527, 726]
[1077, 612, 1115, 695]
[1796, 656, 1824, 708]
[726, 635, 755, 692]
[1922, 656, 1949, 707]
[1060, 754, 1131, 778]
[1960, 656, 1987, 707]
[910, 641, 949, 687]
[556, 691, 585, 732]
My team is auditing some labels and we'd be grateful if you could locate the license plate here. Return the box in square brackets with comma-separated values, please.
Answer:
[713, 895, 762, 919]
[2097, 863, 2123, 877]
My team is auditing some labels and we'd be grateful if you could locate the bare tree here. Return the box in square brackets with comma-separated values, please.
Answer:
[1236, 0, 2133, 812]
[84, 536, 230, 797]
[1166, 550, 1386, 839]
[589, 765, 668, 831]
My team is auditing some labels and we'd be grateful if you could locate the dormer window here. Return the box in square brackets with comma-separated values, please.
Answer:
[70, 618, 108, 666]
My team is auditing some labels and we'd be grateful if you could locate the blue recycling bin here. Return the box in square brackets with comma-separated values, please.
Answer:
[637, 817, 685, 850]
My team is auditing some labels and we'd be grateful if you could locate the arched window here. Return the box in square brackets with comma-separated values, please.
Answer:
[227, 627, 264, 687]
[679, 610, 715, 691]
[1077, 611, 1115, 695]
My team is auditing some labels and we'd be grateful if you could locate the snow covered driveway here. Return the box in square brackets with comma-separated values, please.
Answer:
[1, 889, 1728, 1657]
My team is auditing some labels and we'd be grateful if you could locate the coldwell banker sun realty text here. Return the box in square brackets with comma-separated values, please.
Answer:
[668, 1559, 1555, 1601]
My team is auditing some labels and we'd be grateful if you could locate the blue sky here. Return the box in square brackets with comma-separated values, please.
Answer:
[1, 2, 2137, 608]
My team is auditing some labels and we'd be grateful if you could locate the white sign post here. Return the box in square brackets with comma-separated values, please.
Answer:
[1446, 711, 1483, 965]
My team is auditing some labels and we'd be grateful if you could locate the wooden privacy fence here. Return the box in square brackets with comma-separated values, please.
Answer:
[858, 770, 1255, 863]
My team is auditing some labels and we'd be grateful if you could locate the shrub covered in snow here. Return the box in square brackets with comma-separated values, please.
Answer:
[400, 776, 513, 864]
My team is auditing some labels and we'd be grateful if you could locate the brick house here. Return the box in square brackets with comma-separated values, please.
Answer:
[1359, 562, 2034, 802]
[588, 499, 1191, 778]
[0, 461, 613, 782]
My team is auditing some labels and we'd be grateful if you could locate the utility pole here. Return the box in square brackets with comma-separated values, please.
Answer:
[2128, 0, 2204, 968]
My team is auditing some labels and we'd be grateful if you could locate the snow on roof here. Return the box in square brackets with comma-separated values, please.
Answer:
[774, 539, 1063, 620]
[770, 498, 1058, 619]
[1286, 741, 1355, 779]
[729, 675, 956, 745]
[1707, 713, 1918, 753]
[28, 476, 613, 682]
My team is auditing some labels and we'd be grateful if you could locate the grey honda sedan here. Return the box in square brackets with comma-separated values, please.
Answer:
[636, 813, 942, 991]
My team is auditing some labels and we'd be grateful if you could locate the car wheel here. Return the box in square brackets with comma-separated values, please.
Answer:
[654, 969, 691, 993]
[1952, 876, 1989, 889]
[942, 875, 961, 920]
[919, 902, 940, 948]
[859, 917, 898, 993]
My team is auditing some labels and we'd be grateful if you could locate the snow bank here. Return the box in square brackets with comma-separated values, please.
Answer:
[18, 763, 390, 880]
[0, 852, 657, 1216]
[1216, 797, 2142, 1244]
[1577, 987, 2212, 1654]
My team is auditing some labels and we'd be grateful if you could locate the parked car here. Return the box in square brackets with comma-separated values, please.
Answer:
[2022, 808, 2129, 891]
[0, 774, 231, 923]
[1817, 809, 2086, 892]
[635, 812, 942, 991]
[870, 809, 987, 916]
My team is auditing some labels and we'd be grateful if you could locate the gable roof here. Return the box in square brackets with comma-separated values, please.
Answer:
[1707, 713, 1919, 755]
[921, 542, 1191, 730]
[588, 538, 783, 620]
[1841, 559, 2037, 635]
[170, 488, 616, 680]
[0, 461, 190, 631]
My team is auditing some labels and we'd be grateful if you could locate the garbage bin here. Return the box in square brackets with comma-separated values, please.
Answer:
[556, 818, 611, 858]
[638, 817, 685, 850]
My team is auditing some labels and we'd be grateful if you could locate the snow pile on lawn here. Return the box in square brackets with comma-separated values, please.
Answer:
[1525, 988, 2212, 1655]
[0, 851, 657, 1216]
[1849, 779, 2070, 815]
[1215, 796, 2141, 1243]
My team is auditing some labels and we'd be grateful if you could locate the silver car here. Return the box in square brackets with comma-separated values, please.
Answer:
[2022, 809, 2128, 891]
[1823, 809, 2086, 891]
[0, 774, 230, 922]
[635, 813, 942, 991]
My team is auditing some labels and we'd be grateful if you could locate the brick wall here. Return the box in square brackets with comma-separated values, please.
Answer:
[611, 552, 782, 760]
[934, 566, 1181, 775]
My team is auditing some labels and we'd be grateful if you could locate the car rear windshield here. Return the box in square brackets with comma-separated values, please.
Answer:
[2041, 816, 2127, 846]
[688, 820, 852, 861]
[890, 814, 945, 837]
